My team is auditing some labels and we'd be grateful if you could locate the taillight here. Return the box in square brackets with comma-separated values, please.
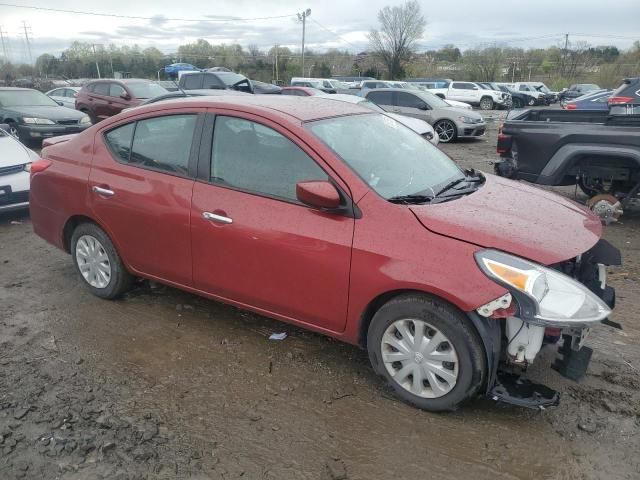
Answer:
[497, 133, 511, 154]
[30, 158, 52, 177]
[608, 96, 634, 105]
[565, 103, 577, 110]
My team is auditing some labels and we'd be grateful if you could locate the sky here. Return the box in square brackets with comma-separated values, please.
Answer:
[0, 0, 638, 64]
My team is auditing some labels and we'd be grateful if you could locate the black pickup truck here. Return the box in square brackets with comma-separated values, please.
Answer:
[495, 77, 640, 222]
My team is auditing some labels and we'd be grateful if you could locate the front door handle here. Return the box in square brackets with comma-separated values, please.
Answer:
[92, 186, 115, 197]
[203, 211, 233, 225]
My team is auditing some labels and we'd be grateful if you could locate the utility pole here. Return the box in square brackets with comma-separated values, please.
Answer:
[297, 9, 311, 77]
[0, 27, 8, 62]
[562, 33, 569, 76]
[22, 21, 32, 64]
[92, 44, 101, 79]
[275, 44, 279, 82]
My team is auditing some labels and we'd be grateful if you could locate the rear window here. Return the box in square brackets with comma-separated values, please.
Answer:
[182, 74, 202, 90]
[367, 91, 393, 106]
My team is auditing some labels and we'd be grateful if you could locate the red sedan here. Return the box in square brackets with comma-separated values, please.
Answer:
[280, 86, 325, 96]
[30, 96, 618, 411]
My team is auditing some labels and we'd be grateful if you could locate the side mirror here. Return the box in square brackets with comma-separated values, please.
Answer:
[418, 103, 429, 110]
[296, 181, 341, 209]
[120, 92, 131, 100]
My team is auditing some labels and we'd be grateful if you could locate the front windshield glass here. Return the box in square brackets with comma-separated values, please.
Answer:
[127, 83, 168, 99]
[308, 114, 462, 199]
[215, 72, 249, 86]
[0, 90, 59, 107]
[416, 90, 450, 109]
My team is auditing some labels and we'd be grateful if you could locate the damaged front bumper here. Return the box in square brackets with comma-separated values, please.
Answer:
[470, 239, 621, 409]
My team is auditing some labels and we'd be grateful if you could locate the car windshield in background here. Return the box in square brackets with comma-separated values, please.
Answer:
[127, 83, 168, 99]
[215, 72, 249, 86]
[308, 113, 462, 199]
[0, 90, 59, 107]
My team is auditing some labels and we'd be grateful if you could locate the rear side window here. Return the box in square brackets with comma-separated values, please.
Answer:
[92, 83, 109, 96]
[367, 91, 393, 106]
[452, 82, 474, 90]
[211, 116, 328, 202]
[183, 74, 202, 90]
[396, 92, 423, 109]
[104, 115, 197, 176]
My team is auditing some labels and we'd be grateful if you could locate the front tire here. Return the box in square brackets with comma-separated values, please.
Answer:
[479, 97, 494, 110]
[434, 119, 457, 143]
[71, 223, 133, 299]
[367, 294, 486, 412]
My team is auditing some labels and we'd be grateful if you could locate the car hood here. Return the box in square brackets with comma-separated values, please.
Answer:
[5, 105, 85, 121]
[387, 113, 431, 134]
[409, 174, 602, 265]
[0, 135, 35, 167]
[438, 106, 484, 121]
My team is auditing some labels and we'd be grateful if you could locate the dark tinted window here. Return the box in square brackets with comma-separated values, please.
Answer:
[282, 89, 305, 96]
[104, 123, 135, 163]
[367, 91, 393, 106]
[183, 74, 202, 90]
[396, 92, 424, 109]
[92, 83, 109, 96]
[452, 82, 474, 90]
[109, 83, 126, 97]
[211, 116, 328, 202]
[202, 74, 225, 89]
[128, 115, 196, 175]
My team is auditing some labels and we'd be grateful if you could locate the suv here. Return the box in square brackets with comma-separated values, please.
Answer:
[76, 79, 168, 122]
[178, 71, 254, 94]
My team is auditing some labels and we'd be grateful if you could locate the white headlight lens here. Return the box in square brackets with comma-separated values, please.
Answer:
[476, 250, 611, 325]
[22, 117, 55, 125]
[80, 116, 91, 124]
[23, 162, 32, 172]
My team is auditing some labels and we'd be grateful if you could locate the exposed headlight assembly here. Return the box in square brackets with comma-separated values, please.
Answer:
[459, 116, 477, 124]
[80, 116, 92, 124]
[22, 117, 55, 125]
[475, 249, 610, 326]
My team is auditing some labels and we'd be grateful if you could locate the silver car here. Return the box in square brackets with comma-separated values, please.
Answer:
[45, 87, 81, 109]
[365, 88, 486, 143]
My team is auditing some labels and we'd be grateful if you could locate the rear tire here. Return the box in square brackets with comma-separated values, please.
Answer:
[367, 294, 486, 412]
[479, 97, 494, 110]
[71, 223, 133, 299]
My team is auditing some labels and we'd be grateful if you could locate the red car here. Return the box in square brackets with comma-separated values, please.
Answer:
[30, 96, 619, 411]
[75, 79, 168, 122]
[281, 86, 325, 97]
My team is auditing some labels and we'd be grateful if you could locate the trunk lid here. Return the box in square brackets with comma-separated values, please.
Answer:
[409, 174, 602, 265]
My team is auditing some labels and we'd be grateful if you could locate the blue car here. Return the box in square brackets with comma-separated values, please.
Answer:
[563, 89, 612, 111]
[163, 63, 199, 77]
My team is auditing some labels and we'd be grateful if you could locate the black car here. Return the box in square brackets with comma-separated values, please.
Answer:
[0, 88, 91, 145]
[558, 83, 601, 102]
[178, 71, 254, 93]
[608, 77, 640, 115]
[480, 83, 531, 109]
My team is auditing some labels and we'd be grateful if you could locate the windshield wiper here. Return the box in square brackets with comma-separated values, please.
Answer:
[434, 171, 484, 198]
[433, 177, 467, 197]
[388, 194, 434, 205]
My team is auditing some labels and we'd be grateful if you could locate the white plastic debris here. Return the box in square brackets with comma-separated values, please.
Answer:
[269, 332, 287, 341]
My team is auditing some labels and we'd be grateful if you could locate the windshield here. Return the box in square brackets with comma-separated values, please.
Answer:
[308, 113, 462, 199]
[416, 90, 450, 109]
[216, 72, 249, 86]
[127, 83, 168, 99]
[0, 90, 59, 107]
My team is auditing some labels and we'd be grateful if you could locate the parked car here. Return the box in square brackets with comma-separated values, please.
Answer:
[250, 80, 282, 95]
[30, 95, 618, 411]
[558, 83, 601, 102]
[0, 122, 38, 212]
[359, 80, 392, 90]
[563, 90, 612, 111]
[281, 86, 325, 96]
[503, 83, 546, 106]
[179, 71, 254, 94]
[331, 76, 375, 83]
[428, 81, 510, 110]
[608, 77, 640, 115]
[46, 86, 81, 109]
[320, 94, 438, 145]
[164, 63, 199, 77]
[479, 83, 531, 109]
[75, 79, 168, 122]
[0, 87, 91, 145]
[496, 91, 640, 222]
[290, 78, 337, 94]
[365, 88, 485, 143]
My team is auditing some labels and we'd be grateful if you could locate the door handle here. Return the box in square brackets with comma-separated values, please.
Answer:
[92, 186, 115, 197]
[202, 211, 233, 225]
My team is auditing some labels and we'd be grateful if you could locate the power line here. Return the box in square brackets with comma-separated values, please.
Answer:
[309, 18, 362, 51]
[0, 3, 296, 23]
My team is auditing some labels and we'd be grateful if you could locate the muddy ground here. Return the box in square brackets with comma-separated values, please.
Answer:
[1, 113, 639, 480]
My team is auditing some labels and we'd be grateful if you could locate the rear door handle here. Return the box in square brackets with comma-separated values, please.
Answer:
[92, 186, 115, 197]
[203, 211, 233, 225]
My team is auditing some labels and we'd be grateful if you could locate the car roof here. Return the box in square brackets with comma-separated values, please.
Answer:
[87, 78, 152, 84]
[127, 95, 370, 123]
[0, 87, 37, 91]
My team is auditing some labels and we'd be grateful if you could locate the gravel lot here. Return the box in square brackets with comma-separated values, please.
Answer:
[1, 113, 639, 479]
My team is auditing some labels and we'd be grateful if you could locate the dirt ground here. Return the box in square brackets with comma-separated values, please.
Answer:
[1, 113, 639, 480]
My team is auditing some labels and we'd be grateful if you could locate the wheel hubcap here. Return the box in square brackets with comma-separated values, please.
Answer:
[75, 235, 111, 289]
[435, 122, 455, 142]
[381, 319, 459, 398]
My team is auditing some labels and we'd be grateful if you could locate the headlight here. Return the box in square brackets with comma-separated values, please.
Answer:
[80, 116, 91, 124]
[23, 163, 32, 172]
[22, 117, 55, 125]
[475, 249, 610, 326]
[459, 116, 477, 123]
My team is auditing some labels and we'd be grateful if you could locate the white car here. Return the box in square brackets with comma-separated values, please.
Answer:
[318, 94, 439, 146]
[45, 86, 81, 109]
[0, 123, 38, 212]
[428, 81, 509, 110]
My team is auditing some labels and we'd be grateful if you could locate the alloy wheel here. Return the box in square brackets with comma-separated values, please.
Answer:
[381, 319, 459, 398]
[75, 235, 112, 289]
[434, 121, 456, 143]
